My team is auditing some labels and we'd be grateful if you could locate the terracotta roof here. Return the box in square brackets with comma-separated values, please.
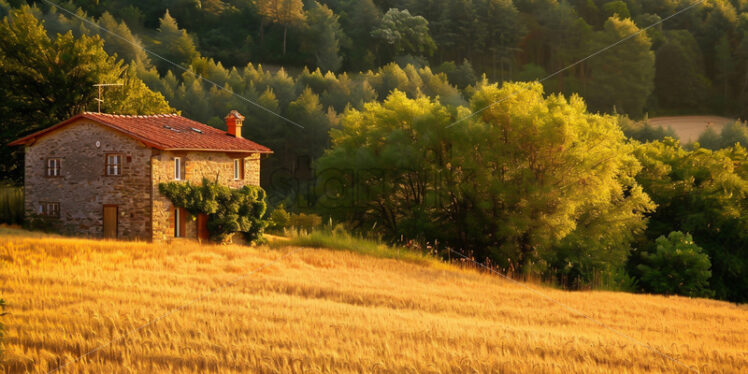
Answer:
[8, 112, 272, 153]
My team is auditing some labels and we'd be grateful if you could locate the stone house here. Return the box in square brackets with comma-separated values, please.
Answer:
[8, 110, 271, 242]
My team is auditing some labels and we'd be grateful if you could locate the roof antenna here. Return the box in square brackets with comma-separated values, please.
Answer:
[93, 83, 123, 113]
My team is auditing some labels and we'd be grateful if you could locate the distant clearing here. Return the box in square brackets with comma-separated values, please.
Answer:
[646, 116, 736, 143]
[1, 228, 747, 373]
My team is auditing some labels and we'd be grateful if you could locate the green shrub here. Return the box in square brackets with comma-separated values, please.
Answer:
[159, 178, 268, 243]
[268, 204, 291, 231]
[697, 121, 748, 150]
[288, 212, 322, 232]
[637, 231, 714, 298]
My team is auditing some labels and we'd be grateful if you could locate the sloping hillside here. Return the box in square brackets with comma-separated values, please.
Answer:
[0, 228, 746, 373]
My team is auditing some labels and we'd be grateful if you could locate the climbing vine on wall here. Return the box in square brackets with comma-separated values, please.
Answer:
[159, 178, 268, 243]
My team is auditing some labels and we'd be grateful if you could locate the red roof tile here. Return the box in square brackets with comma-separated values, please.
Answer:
[8, 112, 272, 153]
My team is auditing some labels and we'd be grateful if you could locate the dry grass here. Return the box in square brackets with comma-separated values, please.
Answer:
[1, 228, 746, 373]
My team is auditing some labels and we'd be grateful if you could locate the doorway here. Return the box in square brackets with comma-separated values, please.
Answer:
[103, 205, 118, 239]
[197, 213, 209, 242]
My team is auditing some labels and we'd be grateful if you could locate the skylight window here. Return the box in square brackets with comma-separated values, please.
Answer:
[191, 127, 203, 134]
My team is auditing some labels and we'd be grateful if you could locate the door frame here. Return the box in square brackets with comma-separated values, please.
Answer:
[103, 204, 118, 239]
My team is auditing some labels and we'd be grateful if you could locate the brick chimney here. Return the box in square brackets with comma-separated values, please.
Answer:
[225, 110, 245, 138]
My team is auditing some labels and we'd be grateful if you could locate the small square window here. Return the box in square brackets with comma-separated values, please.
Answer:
[46, 158, 61, 177]
[106, 154, 123, 176]
[39, 202, 60, 217]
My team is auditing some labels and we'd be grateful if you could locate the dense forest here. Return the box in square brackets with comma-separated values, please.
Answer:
[0, 0, 747, 302]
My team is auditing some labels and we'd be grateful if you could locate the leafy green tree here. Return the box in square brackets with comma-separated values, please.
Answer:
[371, 8, 436, 61]
[618, 116, 678, 143]
[474, 0, 525, 80]
[602, 1, 630, 19]
[341, 0, 380, 70]
[654, 30, 710, 110]
[268, 204, 291, 231]
[152, 10, 199, 72]
[97, 11, 150, 66]
[0, 6, 172, 183]
[697, 121, 748, 150]
[458, 82, 653, 273]
[637, 231, 714, 297]
[318, 82, 653, 280]
[586, 16, 654, 116]
[633, 139, 748, 301]
[257, 0, 306, 55]
[302, 2, 344, 72]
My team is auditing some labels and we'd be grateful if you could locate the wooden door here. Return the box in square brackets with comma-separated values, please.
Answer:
[103, 205, 118, 239]
[196, 213, 210, 242]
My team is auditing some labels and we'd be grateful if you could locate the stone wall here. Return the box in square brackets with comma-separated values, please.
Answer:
[151, 151, 262, 242]
[24, 120, 152, 239]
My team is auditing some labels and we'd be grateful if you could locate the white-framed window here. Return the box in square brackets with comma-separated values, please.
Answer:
[174, 157, 182, 180]
[106, 154, 122, 176]
[233, 159, 241, 180]
[39, 202, 60, 217]
[46, 158, 61, 177]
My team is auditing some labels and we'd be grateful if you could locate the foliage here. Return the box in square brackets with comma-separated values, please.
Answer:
[158, 178, 268, 243]
[586, 17, 654, 116]
[618, 116, 678, 143]
[10, 0, 746, 119]
[697, 120, 748, 150]
[631, 138, 748, 302]
[257, 0, 306, 55]
[317, 82, 653, 285]
[371, 8, 436, 61]
[267, 204, 291, 231]
[288, 212, 322, 232]
[0, 5, 172, 183]
[301, 2, 344, 72]
[654, 30, 710, 111]
[636, 231, 714, 297]
[151, 10, 199, 73]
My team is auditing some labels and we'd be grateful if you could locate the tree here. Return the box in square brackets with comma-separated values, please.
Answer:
[342, 0, 380, 70]
[586, 17, 654, 116]
[654, 30, 710, 110]
[697, 120, 748, 150]
[302, 2, 344, 72]
[474, 0, 525, 81]
[152, 10, 199, 72]
[256, 0, 306, 56]
[317, 82, 653, 281]
[637, 231, 714, 297]
[632, 139, 748, 302]
[602, 1, 630, 20]
[97, 11, 150, 66]
[0, 6, 173, 183]
[371, 8, 436, 61]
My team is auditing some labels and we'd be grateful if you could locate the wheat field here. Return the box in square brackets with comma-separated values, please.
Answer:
[0, 228, 746, 373]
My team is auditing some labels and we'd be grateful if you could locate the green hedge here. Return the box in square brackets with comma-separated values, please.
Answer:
[159, 178, 268, 243]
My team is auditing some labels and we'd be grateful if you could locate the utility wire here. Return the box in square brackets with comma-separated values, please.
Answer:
[41, 0, 305, 129]
[445, 0, 706, 128]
